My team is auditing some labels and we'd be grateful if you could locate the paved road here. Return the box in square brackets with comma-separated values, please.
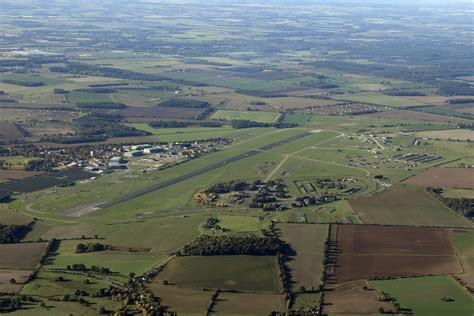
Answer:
[98, 131, 312, 209]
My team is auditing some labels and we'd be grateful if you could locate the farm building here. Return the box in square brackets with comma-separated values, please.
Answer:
[124, 150, 143, 158]
[144, 146, 164, 154]
[108, 156, 128, 169]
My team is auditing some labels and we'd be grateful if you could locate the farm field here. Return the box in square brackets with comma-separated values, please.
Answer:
[332, 225, 462, 283]
[211, 109, 281, 123]
[371, 276, 474, 316]
[0, 1, 473, 314]
[45, 240, 164, 275]
[415, 129, 474, 141]
[211, 292, 286, 314]
[148, 283, 213, 314]
[275, 223, 328, 291]
[323, 280, 396, 314]
[0, 269, 33, 293]
[0, 243, 48, 270]
[156, 256, 282, 293]
[403, 168, 474, 189]
[0, 121, 24, 142]
[0, 170, 43, 180]
[450, 229, 474, 288]
[332, 92, 425, 107]
[349, 185, 472, 227]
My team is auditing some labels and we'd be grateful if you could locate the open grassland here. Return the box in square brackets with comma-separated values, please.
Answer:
[349, 185, 472, 228]
[415, 129, 474, 141]
[292, 293, 321, 310]
[29, 216, 205, 255]
[45, 240, 164, 275]
[0, 243, 48, 270]
[126, 123, 259, 142]
[332, 225, 462, 283]
[274, 200, 362, 225]
[157, 256, 282, 293]
[211, 110, 281, 123]
[217, 215, 263, 233]
[370, 276, 474, 316]
[211, 292, 286, 314]
[11, 128, 305, 220]
[332, 92, 425, 107]
[275, 223, 328, 291]
[149, 283, 213, 314]
[403, 168, 474, 189]
[324, 280, 396, 314]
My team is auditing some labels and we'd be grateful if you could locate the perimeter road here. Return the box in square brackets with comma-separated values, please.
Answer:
[98, 131, 312, 209]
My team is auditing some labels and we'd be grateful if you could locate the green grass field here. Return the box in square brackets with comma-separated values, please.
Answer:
[45, 240, 164, 275]
[211, 110, 281, 123]
[332, 92, 425, 108]
[125, 123, 262, 142]
[371, 276, 473, 316]
[158, 255, 282, 293]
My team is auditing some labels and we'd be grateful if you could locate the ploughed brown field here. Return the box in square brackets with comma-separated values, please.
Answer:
[0, 121, 24, 142]
[0, 243, 49, 270]
[324, 280, 396, 314]
[332, 225, 462, 283]
[275, 223, 328, 292]
[403, 168, 474, 189]
[0, 170, 43, 180]
[0, 269, 33, 293]
[212, 292, 286, 314]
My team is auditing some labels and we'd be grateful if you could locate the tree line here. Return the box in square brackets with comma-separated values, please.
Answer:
[179, 235, 282, 256]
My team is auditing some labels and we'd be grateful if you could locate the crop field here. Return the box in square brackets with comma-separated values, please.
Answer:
[275, 223, 328, 291]
[114, 106, 207, 121]
[332, 225, 462, 283]
[149, 283, 213, 314]
[156, 256, 282, 293]
[450, 229, 474, 288]
[0, 121, 24, 142]
[349, 185, 472, 227]
[332, 92, 425, 107]
[415, 129, 474, 141]
[371, 276, 474, 316]
[0, 170, 43, 180]
[0, 242, 48, 270]
[363, 108, 472, 125]
[211, 110, 281, 123]
[323, 280, 396, 314]
[211, 292, 286, 314]
[0, 269, 33, 293]
[403, 168, 474, 189]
